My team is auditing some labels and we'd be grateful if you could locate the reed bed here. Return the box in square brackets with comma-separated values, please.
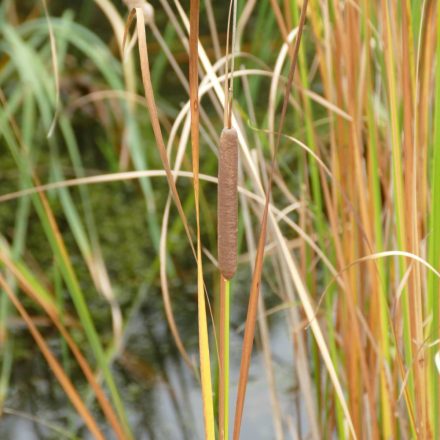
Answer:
[1, 0, 440, 439]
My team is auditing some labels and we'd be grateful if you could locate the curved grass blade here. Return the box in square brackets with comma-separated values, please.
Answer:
[231, 2, 309, 437]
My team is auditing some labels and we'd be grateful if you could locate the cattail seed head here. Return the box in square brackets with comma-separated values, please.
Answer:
[218, 127, 238, 280]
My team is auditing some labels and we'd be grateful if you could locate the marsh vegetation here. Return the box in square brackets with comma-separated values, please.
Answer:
[1, 0, 440, 439]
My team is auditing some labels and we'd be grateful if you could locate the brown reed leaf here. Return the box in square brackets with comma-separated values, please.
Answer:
[189, 0, 215, 438]
[123, 7, 198, 371]
[232, 1, 309, 439]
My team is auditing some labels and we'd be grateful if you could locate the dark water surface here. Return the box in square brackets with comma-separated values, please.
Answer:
[0, 319, 300, 439]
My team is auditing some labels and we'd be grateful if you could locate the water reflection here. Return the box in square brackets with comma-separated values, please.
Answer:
[1, 305, 301, 439]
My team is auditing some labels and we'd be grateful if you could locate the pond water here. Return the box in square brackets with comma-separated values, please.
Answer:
[0, 316, 302, 439]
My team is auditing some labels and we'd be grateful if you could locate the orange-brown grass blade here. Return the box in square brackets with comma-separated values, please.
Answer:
[123, 8, 201, 373]
[189, 0, 215, 438]
[401, 1, 427, 435]
[0, 275, 105, 440]
[232, 1, 309, 439]
[0, 254, 126, 440]
[124, 8, 196, 258]
[268, 0, 288, 43]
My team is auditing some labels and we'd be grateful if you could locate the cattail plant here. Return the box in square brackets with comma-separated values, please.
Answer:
[217, 3, 238, 440]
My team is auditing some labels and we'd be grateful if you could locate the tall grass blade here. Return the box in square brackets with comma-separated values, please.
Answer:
[232, 2, 310, 438]
[427, 2, 440, 437]
[189, 0, 215, 438]
[40, 0, 60, 137]
[128, 8, 196, 257]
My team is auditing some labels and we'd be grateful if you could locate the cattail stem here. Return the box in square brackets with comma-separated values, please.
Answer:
[219, 275, 230, 440]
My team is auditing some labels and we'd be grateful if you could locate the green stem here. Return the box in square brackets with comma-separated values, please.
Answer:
[219, 275, 231, 440]
[224, 278, 230, 440]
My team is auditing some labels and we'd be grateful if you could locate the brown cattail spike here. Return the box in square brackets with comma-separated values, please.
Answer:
[218, 127, 238, 280]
